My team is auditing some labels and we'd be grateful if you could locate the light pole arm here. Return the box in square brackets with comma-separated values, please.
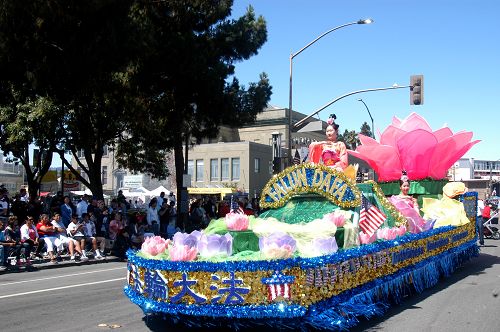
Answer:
[358, 99, 375, 138]
[294, 85, 410, 128]
[291, 22, 361, 61]
[288, 20, 372, 163]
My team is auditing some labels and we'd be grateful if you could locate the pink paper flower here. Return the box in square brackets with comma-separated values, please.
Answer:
[322, 211, 346, 227]
[348, 112, 480, 181]
[141, 236, 170, 256]
[168, 244, 198, 261]
[259, 232, 296, 259]
[225, 212, 249, 231]
[376, 227, 402, 241]
[359, 231, 377, 245]
[397, 225, 407, 237]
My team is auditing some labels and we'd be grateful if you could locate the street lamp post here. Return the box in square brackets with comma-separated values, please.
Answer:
[288, 19, 373, 164]
[357, 98, 374, 138]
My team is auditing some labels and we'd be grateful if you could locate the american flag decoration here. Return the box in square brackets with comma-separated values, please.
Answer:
[261, 271, 295, 301]
[359, 194, 386, 237]
[230, 195, 244, 214]
[293, 150, 301, 165]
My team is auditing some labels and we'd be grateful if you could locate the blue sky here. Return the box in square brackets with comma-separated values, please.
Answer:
[231, 0, 499, 160]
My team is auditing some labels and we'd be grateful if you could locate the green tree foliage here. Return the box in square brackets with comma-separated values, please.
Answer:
[0, 0, 136, 199]
[0, 0, 271, 202]
[116, 1, 272, 200]
[0, 93, 61, 199]
[360, 121, 373, 139]
[338, 129, 359, 150]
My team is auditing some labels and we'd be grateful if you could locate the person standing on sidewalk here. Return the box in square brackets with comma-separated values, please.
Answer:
[481, 201, 492, 246]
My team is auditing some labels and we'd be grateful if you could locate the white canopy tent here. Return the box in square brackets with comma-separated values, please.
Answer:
[70, 189, 110, 199]
[148, 185, 170, 198]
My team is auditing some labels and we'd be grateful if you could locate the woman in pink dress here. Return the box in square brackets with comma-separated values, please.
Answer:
[389, 171, 427, 233]
[308, 114, 348, 171]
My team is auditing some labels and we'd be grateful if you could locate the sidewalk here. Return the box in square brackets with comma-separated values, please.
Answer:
[0, 253, 123, 274]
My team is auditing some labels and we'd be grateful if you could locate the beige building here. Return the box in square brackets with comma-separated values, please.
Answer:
[185, 105, 327, 197]
[70, 105, 328, 198]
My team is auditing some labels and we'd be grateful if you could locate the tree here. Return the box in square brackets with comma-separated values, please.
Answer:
[360, 121, 373, 139]
[0, 93, 61, 199]
[117, 1, 272, 216]
[338, 129, 359, 150]
[0, 0, 137, 200]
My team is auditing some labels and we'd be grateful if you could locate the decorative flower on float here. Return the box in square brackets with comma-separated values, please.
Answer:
[168, 230, 202, 261]
[359, 231, 377, 245]
[376, 225, 407, 241]
[141, 236, 170, 256]
[259, 232, 297, 259]
[198, 233, 233, 258]
[308, 237, 339, 257]
[225, 212, 250, 231]
[322, 211, 346, 227]
[348, 112, 480, 181]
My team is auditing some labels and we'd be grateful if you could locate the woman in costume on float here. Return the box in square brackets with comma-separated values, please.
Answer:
[308, 114, 348, 171]
[388, 171, 427, 233]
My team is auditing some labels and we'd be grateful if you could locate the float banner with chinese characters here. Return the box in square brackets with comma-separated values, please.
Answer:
[259, 163, 361, 209]
[124, 221, 476, 320]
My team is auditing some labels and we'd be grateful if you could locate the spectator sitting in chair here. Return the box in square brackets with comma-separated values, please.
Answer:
[66, 215, 90, 260]
[0, 219, 19, 269]
[20, 216, 40, 262]
[35, 214, 59, 264]
[51, 213, 87, 261]
[81, 213, 105, 259]
[2, 216, 27, 267]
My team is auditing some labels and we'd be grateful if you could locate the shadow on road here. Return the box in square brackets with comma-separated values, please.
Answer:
[138, 252, 500, 332]
[351, 251, 500, 331]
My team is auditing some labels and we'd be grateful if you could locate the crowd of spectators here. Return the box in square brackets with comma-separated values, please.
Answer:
[1, 185, 261, 272]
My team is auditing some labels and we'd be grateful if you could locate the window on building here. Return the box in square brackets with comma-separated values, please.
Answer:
[210, 159, 219, 181]
[77, 149, 84, 158]
[187, 160, 194, 178]
[221, 158, 229, 181]
[196, 159, 204, 182]
[254, 158, 260, 173]
[231, 158, 240, 181]
[102, 145, 108, 156]
[102, 166, 108, 185]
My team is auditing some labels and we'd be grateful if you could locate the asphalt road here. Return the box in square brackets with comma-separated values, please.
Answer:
[1, 238, 499, 332]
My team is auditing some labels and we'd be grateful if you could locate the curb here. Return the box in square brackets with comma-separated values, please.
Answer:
[0, 255, 124, 274]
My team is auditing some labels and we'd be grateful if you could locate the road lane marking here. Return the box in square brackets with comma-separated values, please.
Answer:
[0, 277, 125, 299]
[2, 266, 126, 286]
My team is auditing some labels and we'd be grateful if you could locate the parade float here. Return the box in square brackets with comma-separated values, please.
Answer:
[124, 113, 481, 330]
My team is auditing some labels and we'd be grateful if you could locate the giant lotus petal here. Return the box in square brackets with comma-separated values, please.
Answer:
[348, 112, 480, 181]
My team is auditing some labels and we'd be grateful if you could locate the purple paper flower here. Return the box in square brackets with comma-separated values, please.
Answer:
[172, 230, 202, 249]
[311, 237, 338, 256]
[198, 233, 233, 258]
[259, 232, 296, 259]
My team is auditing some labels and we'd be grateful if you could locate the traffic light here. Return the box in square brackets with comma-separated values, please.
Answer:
[410, 75, 424, 105]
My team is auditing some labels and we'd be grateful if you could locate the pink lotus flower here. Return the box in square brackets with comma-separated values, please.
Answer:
[259, 232, 296, 259]
[348, 113, 480, 181]
[168, 244, 198, 261]
[141, 236, 170, 256]
[225, 212, 249, 231]
[322, 211, 346, 227]
[359, 231, 377, 245]
[376, 227, 402, 241]
[397, 225, 407, 237]
[198, 233, 233, 257]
